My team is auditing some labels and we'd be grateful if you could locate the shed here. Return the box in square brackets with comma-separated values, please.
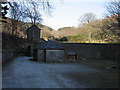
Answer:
[27, 25, 41, 41]
[33, 41, 64, 62]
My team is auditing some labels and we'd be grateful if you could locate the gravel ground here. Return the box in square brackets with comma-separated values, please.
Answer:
[2, 56, 119, 88]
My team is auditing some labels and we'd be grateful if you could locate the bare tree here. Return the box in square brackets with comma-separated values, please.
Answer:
[78, 13, 97, 43]
[105, 0, 120, 27]
[7, 0, 53, 34]
[20, 0, 53, 25]
[23, 2, 42, 25]
[8, 2, 23, 35]
[79, 13, 97, 24]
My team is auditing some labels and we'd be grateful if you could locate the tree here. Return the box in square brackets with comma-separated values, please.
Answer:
[79, 13, 97, 24]
[23, 2, 42, 25]
[78, 13, 97, 43]
[105, 0, 120, 64]
[8, 0, 53, 34]
[104, 0, 120, 42]
[105, 0, 120, 27]
[8, 2, 23, 35]
[20, 0, 52, 25]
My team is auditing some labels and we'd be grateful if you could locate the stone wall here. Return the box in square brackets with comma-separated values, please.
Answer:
[2, 32, 32, 63]
[35, 49, 65, 62]
[46, 50, 64, 62]
[62, 43, 120, 61]
[2, 50, 15, 62]
[27, 25, 40, 41]
[37, 50, 44, 62]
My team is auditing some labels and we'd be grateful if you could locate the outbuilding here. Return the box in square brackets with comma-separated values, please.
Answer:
[27, 25, 41, 41]
[33, 41, 64, 62]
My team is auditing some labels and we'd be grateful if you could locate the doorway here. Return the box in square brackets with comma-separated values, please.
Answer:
[43, 49, 46, 62]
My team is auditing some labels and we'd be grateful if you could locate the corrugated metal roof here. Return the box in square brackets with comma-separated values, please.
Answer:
[35, 40, 64, 50]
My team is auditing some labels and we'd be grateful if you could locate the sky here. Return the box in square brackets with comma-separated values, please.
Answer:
[6, 0, 111, 30]
[42, 0, 110, 30]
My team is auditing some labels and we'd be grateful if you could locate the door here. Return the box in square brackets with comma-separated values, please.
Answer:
[33, 49, 37, 61]
[43, 49, 46, 62]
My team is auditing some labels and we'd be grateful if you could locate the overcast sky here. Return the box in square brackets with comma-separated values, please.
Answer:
[42, 0, 110, 30]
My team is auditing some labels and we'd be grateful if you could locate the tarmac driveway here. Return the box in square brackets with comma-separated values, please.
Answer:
[2, 56, 119, 88]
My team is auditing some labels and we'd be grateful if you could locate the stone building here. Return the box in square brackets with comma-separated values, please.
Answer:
[27, 25, 41, 42]
[27, 25, 45, 57]
[26, 25, 120, 62]
[33, 41, 64, 62]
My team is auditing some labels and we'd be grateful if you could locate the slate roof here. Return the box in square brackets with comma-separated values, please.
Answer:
[61, 42, 120, 54]
[35, 40, 64, 50]
[27, 25, 41, 32]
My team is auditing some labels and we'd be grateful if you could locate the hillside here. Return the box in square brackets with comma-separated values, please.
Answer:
[1, 16, 120, 43]
[1, 17, 57, 51]
[52, 17, 120, 43]
[1, 17, 55, 40]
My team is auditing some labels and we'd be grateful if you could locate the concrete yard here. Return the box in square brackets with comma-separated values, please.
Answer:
[2, 56, 119, 88]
